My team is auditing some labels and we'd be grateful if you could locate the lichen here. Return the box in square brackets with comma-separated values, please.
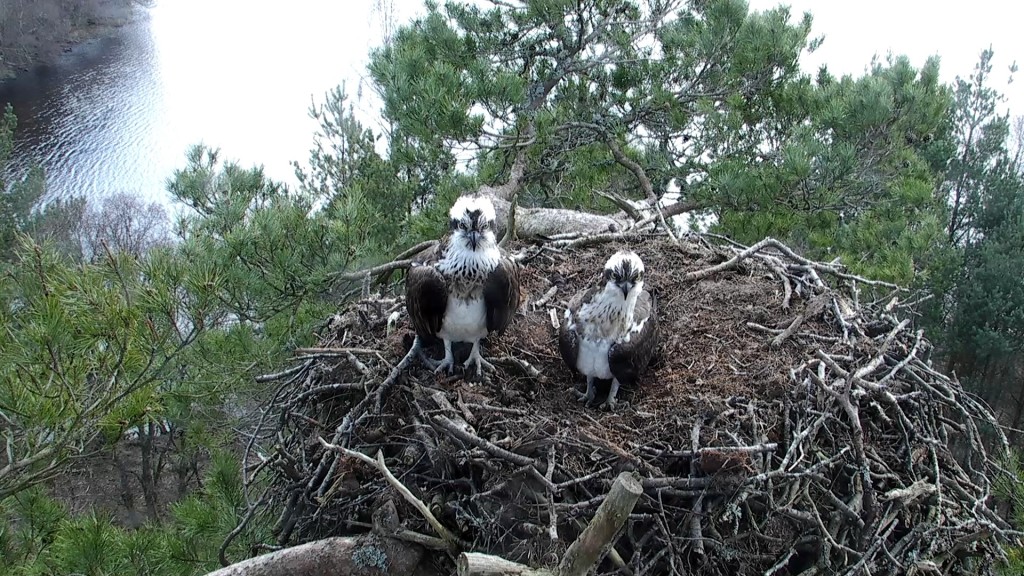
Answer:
[352, 541, 389, 571]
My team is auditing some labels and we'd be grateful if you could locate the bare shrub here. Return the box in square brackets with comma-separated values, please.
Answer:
[83, 191, 172, 259]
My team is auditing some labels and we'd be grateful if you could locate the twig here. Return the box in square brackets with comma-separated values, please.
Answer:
[374, 339, 421, 411]
[689, 420, 705, 555]
[218, 494, 269, 566]
[432, 415, 535, 467]
[292, 347, 381, 356]
[547, 445, 558, 542]
[773, 294, 829, 347]
[565, 121, 680, 244]
[391, 240, 438, 262]
[255, 361, 311, 383]
[318, 438, 466, 549]
[533, 285, 559, 308]
[331, 258, 414, 281]
[493, 356, 544, 379]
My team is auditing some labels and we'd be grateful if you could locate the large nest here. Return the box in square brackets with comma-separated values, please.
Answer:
[247, 233, 1017, 575]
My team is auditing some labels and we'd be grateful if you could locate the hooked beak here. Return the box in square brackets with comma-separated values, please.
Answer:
[468, 231, 480, 250]
[618, 281, 633, 298]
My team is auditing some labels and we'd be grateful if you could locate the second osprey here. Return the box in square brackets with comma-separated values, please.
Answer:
[406, 196, 520, 376]
[558, 250, 659, 409]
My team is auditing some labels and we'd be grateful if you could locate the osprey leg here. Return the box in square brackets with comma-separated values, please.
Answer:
[603, 378, 623, 410]
[413, 336, 441, 370]
[434, 339, 456, 374]
[576, 376, 597, 406]
[464, 339, 495, 375]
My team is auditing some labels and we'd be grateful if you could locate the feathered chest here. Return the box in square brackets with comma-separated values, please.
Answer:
[575, 292, 635, 343]
[436, 247, 499, 300]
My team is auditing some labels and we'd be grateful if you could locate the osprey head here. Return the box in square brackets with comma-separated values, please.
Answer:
[449, 195, 497, 252]
[603, 250, 645, 299]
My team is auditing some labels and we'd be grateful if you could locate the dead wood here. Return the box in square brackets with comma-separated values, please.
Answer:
[234, 231, 1019, 576]
[202, 534, 424, 576]
[458, 553, 555, 576]
[557, 471, 643, 576]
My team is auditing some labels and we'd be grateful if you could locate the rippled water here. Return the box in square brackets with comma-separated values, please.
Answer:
[0, 1, 412, 204]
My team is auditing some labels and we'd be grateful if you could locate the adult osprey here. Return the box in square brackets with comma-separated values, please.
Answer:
[405, 195, 520, 375]
[558, 250, 659, 409]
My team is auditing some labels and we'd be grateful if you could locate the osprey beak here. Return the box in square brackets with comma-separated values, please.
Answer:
[619, 281, 632, 298]
[468, 231, 480, 250]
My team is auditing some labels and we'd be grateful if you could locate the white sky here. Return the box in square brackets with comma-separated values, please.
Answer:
[746, 0, 1023, 115]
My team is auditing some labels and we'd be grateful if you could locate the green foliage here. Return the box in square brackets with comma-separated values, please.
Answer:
[368, 0, 815, 214]
[945, 155, 1024, 400]
[0, 237, 218, 500]
[0, 105, 47, 261]
[943, 48, 1017, 245]
[169, 145, 352, 374]
[0, 453, 269, 576]
[296, 85, 412, 252]
[995, 451, 1024, 575]
[928, 50, 1024, 433]
[0, 487, 66, 574]
[709, 55, 952, 285]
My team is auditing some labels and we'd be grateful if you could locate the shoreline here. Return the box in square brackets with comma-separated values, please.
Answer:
[0, 2, 145, 83]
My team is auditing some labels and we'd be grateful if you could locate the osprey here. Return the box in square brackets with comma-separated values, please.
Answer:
[558, 250, 659, 409]
[405, 195, 520, 375]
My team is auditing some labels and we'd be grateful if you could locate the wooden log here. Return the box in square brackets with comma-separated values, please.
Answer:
[557, 471, 644, 576]
[457, 552, 555, 576]
[202, 535, 424, 576]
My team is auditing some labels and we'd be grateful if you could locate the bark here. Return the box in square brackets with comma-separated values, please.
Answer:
[202, 535, 425, 576]
[457, 553, 554, 576]
[557, 472, 644, 576]
[488, 197, 623, 238]
[476, 162, 705, 238]
[111, 445, 139, 524]
[472, 128, 705, 239]
[139, 422, 160, 522]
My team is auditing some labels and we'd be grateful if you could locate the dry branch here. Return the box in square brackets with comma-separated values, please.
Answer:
[318, 439, 465, 550]
[458, 553, 555, 576]
[558, 472, 644, 576]
[202, 535, 424, 576]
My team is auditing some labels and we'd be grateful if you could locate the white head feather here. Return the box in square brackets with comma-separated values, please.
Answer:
[439, 196, 500, 277]
[575, 250, 647, 341]
[449, 195, 497, 223]
[603, 250, 645, 277]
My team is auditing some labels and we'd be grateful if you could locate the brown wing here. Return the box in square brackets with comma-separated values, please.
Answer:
[609, 287, 659, 387]
[557, 320, 579, 375]
[557, 284, 601, 374]
[484, 256, 520, 334]
[405, 243, 447, 340]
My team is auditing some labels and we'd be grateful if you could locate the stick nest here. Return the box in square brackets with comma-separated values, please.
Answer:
[251, 234, 1018, 576]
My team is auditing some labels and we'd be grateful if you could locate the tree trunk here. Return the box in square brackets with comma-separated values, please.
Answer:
[139, 421, 160, 522]
[111, 445, 140, 526]
[202, 535, 426, 576]
[176, 432, 200, 498]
